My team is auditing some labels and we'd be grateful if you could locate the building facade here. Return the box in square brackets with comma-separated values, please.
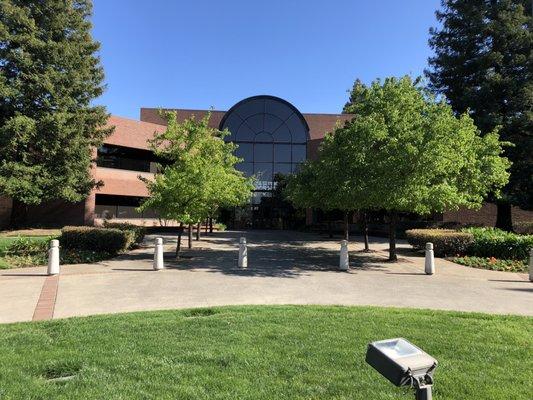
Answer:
[0, 95, 530, 229]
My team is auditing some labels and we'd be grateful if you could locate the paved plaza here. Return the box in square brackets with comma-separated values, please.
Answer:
[0, 230, 531, 323]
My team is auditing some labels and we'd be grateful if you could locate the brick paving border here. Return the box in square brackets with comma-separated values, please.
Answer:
[32, 275, 59, 321]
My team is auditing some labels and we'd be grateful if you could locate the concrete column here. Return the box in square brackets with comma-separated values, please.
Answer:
[339, 240, 349, 271]
[153, 237, 164, 270]
[47, 240, 60, 275]
[425, 242, 435, 275]
[238, 237, 248, 269]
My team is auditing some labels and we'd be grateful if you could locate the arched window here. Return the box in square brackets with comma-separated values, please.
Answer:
[220, 95, 309, 195]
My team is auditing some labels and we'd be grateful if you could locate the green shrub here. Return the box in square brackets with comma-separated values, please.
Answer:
[3, 236, 51, 257]
[103, 221, 145, 245]
[61, 226, 134, 253]
[462, 227, 533, 260]
[452, 256, 527, 273]
[405, 229, 474, 257]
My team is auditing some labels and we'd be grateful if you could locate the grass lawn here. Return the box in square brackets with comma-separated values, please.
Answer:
[0, 306, 531, 399]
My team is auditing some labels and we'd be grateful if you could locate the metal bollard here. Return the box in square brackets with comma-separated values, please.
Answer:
[529, 248, 533, 282]
[339, 240, 349, 271]
[47, 239, 60, 275]
[153, 237, 164, 270]
[425, 242, 435, 275]
[238, 237, 248, 268]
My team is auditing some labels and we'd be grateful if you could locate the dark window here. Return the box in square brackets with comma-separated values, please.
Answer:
[94, 194, 158, 219]
[97, 145, 161, 173]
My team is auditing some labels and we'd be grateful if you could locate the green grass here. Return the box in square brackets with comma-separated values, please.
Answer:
[0, 306, 531, 399]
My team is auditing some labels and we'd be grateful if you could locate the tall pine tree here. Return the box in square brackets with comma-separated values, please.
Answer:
[426, 0, 532, 230]
[0, 0, 111, 226]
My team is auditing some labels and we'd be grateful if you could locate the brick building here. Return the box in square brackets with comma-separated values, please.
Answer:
[0, 95, 530, 229]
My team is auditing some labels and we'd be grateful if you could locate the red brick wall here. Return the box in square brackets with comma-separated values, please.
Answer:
[442, 203, 533, 226]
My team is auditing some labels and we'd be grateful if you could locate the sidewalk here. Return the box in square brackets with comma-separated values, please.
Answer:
[1, 230, 531, 323]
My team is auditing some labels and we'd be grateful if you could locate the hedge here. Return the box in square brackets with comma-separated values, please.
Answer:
[61, 226, 135, 253]
[462, 227, 533, 260]
[405, 229, 474, 257]
[102, 221, 145, 244]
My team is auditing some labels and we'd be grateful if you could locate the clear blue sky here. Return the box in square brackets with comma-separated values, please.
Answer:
[92, 0, 441, 119]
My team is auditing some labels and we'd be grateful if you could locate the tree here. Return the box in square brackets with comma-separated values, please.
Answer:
[426, 0, 532, 231]
[285, 122, 373, 244]
[138, 111, 253, 257]
[344, 76, 510, 260]
[0, 0, 112, 227]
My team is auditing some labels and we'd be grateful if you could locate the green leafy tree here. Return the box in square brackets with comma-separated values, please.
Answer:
[139, 111, 253, 257]
[426, 0, 532, 230]
[343, 76, 510, 260]
[285, 125, 373, 244]
[0, 0, 112, 226]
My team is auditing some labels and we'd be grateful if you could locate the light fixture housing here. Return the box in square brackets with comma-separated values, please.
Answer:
[365, 338, 437, 387]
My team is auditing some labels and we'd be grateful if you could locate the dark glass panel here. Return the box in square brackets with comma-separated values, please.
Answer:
[254, 132, 273, 142]
[273, 144, 291, 162]
[265, 98, 293, 120]
[235, 143, 253, 161]
[245, 114, 264, 132]
[263, 113, 284, 133]
[221, 113, 241, 141]
[274, 163, 292, 176]
[292, 144, 306, 163]
[285, 114, 308, 143]
[236, 162, 254, 176]
[236, 124, 255, 141]
[272, 124, 291, 143]
[234, 98, 265, 120]
[254, 143, 273, 162]
[254, 162, 273, 181]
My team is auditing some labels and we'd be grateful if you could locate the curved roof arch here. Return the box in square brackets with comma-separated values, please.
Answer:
[219, 95, 310, 142]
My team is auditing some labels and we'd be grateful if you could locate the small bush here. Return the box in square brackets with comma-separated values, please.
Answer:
[2, 237, 50, 257]
[61, 226, 134, 253]
[462, 227, 533, 260]
[103, 221, 145, 245]
[405, 229, 474, 257]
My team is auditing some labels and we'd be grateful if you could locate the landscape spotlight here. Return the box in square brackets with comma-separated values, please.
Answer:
[365, 338, 438, 400]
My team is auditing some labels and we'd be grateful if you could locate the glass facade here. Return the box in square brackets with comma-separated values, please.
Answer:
[220, 96, 309, 227]
[220, 96, 309, 191]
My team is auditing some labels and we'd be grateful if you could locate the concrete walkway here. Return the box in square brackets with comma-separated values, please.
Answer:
[0, 230, 531, 323]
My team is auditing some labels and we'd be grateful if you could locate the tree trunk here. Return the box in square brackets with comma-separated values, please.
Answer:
[196, 222, 201, 240]
[343, 211, 349, 241]
[495, 202, 513, 232]
[389, 211, 398, 261]
[175, 222, 184, 258]
[209, 217, 213, 233]
[188, 224, 193, 249]
[362, 211, 370, 252]
[9, 199, 29, 229]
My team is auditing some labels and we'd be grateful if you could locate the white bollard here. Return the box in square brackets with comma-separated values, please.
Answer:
[425, 242, 435, 275]
[529, 248, 533, 282]
[339, 240, 349, 271]
[238, 237, 248, 269]
[47, 239, 60, 275]
[153, 237, 164, 270]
